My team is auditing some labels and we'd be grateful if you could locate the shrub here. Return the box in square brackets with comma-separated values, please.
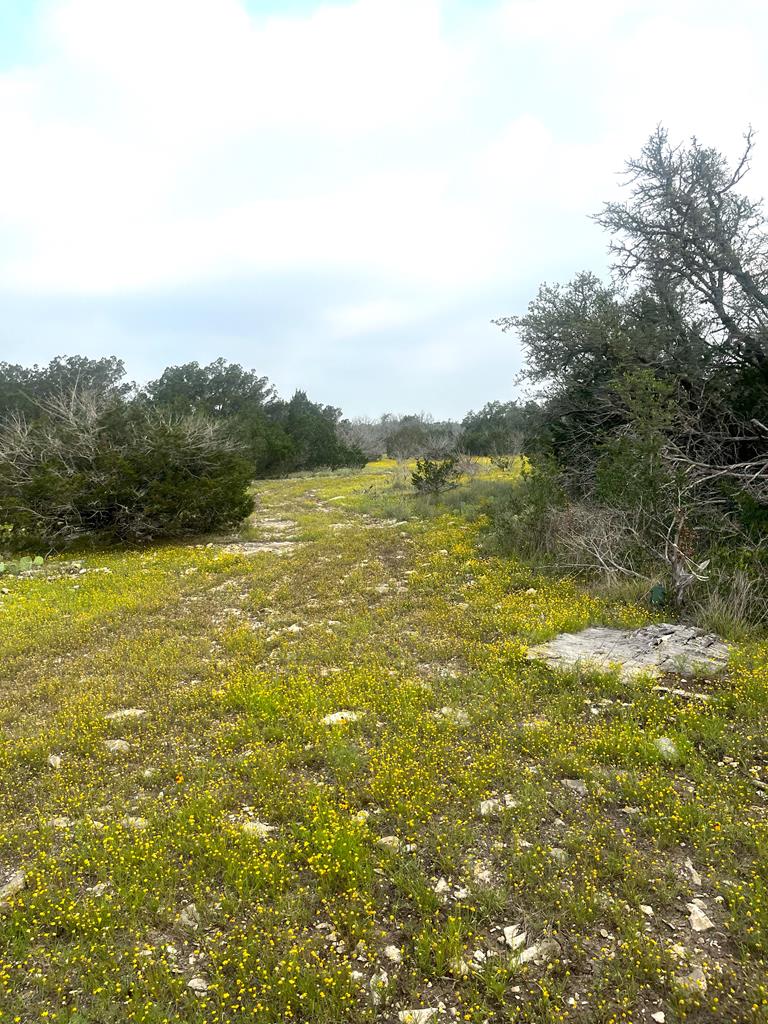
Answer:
[0, 389, 253, 548]
[487, 460, 568, 559]
[411, 456, 460, 496]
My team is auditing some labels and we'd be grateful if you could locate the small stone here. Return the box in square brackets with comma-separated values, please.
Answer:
[321, 710, 360, 725]
[652, 1013, 666, 1023]
[686, 902, 714, 932]
[472, 862, 493, 884]
[520, 717, 549, 730]
[179, 902, 201, 930]
[241, 820, 276, 838]
[105, 708, 146, 721]
[433, 877, 450, 897]
[87, 882, 109, 896]
[684, 857, 702, 886]
[479, 793, 516, 817]
[640, 904, 654, 917]
[549, 847, 567, 865]
[438, 706, 470, 727]
[47, 754, 62, 769]
[561, 778, 587, 798]
[675, 965, 707, 992]
[104, 739, 130, 754]
[384, 944, 402, 963]
[0, 870, 26, 910]
[519, 937, 560, 964]
[188, 977, 208, 995]
[48, 816, 75, 829]
[369, 969, 389, 1006]
[450, 956, 470, 977]
[399, 1010, 438, 1024]
[377, 835, 402, 851]
[122, 816, 148, 830]
[654, 736, 679, 760]
[503, 924, 527, 950]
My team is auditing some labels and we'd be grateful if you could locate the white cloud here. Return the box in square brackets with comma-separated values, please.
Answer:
[0, 0, 481, 292]
[3, 0, 767, 294]
[0, 0, 767, 413]
[324, 299, 420, 336]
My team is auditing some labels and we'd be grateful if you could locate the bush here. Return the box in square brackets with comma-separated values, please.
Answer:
[0, 390, 253, 548]
[487, 460, 568, 559]
[411, 456, 460, 496]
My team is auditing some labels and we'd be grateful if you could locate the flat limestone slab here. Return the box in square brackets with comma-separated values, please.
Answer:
[257, 519, 296, 532]
[527, 623, 729, 680]
[218, 541, 301, 556]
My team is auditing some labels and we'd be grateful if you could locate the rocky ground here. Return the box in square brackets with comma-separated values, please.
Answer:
[0, 462, 767, 1023]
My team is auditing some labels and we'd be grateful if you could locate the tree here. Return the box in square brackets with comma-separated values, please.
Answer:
[494, 127, 768, 609]
[0, 356, 132, 422]
[144, 358, 274, 418]
[411, 455, 461, 496]
[384, 414, 459, 459]
[596, 126, 768, 378]
[272, 391, 366, 470]
[145, 362, 365, 475]
[460, 400, 536, 455]
[337, 417, 389, 460]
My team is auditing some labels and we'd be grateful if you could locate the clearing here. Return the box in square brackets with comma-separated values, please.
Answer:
[1, 463, 767, 1023]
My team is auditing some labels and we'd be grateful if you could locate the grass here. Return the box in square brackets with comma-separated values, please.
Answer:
[0, 463, 767, 1022]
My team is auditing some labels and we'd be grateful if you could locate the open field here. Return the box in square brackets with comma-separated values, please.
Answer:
[1, 463, 767, 1023]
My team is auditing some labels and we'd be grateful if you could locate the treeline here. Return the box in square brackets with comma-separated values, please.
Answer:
[0, 356, 365, 475]
[0, 357, 364, 548]
[340, 401, 536, 459]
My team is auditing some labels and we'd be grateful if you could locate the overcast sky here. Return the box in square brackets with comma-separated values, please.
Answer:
[1, 0, 767, 417]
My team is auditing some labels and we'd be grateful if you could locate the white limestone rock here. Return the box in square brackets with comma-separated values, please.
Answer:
[528, 623, 729, 680]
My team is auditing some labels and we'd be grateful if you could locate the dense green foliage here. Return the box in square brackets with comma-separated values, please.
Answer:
[0, 357, 366, 550]
[459, 400, 537, 455]
[411, 455, 461, 495]
[493, 128, 768, 624]
[0, 392, 253, 548]
[145, 360, 365, 474]
[0, 355, 132, 421]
